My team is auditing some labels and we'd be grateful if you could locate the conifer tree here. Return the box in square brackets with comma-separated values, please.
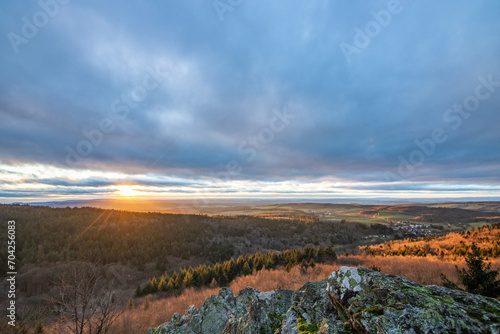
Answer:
[442, 243, 500, 298]
[134, 284, 142, 297]
[458, 243, 500, 298]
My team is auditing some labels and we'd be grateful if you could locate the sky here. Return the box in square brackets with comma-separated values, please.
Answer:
[1, 0, 500, 203]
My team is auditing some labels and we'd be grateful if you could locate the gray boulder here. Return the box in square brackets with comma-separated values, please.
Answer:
[150, 267, 500, 334]
[326, 266, 500, 333]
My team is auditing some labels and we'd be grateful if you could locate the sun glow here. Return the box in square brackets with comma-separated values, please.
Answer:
[115, 185, 142, 197]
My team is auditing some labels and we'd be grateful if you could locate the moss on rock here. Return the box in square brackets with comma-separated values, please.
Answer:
[150, 267, 500, 334]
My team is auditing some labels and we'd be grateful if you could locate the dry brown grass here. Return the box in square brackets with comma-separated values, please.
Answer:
[341, 255, 463, 285]
[365, 224, 500, 258]
[100, 255, 500, 334]
[110, 287, 221, 334]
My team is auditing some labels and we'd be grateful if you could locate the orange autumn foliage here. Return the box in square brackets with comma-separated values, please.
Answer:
[104, 254, 500, 334]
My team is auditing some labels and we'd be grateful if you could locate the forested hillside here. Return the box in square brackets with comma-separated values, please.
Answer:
[136, 245, 337, 297]
[2, 203, 499, 333]
[363, 223, 500, 258]
[0, 204, 391, 272]
[0, 203, 392, 301]
[0, 203, 390, 332]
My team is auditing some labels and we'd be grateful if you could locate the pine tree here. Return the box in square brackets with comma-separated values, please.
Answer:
[242, 261, 252, 276]
[191, 269, 203, 288]
[134, 284, 143, 297]
[457, 243, 500, 298]
[441, 243, 500, 298]
[183, 269, 195, 287]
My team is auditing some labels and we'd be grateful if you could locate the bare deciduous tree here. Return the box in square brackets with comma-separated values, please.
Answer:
[50, 262, 123, 334]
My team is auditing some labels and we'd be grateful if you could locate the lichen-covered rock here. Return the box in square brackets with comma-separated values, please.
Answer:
[221, 288, 261, 334]
[234, 287, 261, 319]
[278, 281, 346, 334]
[233, 289, 293, 334]
[150, 267, 500, 334]
[149, 287, 236, 334]
[326, 266, 500, 333]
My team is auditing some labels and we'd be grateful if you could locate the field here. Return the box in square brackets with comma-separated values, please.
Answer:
[41, 199, 500, 231]
[207, 202, 500, 234]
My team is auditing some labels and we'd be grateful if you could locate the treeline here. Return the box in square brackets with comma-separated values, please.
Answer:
[363, 223, 500, 258]
[0, 204, 389, 275]
[136, 245, 337, 297]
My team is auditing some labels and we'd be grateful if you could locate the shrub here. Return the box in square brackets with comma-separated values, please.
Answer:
[441, 243, 500, 298]
[34, 322, 45, 334]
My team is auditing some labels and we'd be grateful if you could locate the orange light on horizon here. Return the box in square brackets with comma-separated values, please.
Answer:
[115, 185, 143, 197]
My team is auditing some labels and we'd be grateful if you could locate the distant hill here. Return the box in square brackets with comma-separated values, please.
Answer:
[0, 203, 391, 299]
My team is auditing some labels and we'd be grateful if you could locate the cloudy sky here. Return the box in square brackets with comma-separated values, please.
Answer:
[1, 0, 500, 203]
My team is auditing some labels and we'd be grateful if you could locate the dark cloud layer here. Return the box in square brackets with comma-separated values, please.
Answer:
[1, 1, 500, 200]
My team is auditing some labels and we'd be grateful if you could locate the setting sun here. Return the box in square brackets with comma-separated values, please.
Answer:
[115, 185, 142, 197]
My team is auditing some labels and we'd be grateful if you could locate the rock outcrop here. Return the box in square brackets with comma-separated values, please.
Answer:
[149, 267, 500, 334]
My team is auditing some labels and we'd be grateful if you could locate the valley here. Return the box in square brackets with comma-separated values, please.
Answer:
[1, 201, 500, 333]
